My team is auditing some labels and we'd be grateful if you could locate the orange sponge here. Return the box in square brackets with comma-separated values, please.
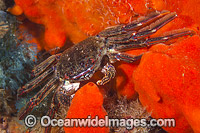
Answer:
[133, 35, 200, 132]
[64, 82, 109, 133]
[12, 0, 147, 50]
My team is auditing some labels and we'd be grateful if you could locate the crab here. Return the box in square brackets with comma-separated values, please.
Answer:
[17, 10, 194, 132]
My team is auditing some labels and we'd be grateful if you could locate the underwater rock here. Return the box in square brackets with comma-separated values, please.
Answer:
[0, 11, 39, 128]
[0, 0, 6, 10]
[1, 0, 15, 10]
[0, 116, 26, 133]
[133, 35, 200, 132]
[0, 11, 9, 38]
[0, 11, 37, 93]
[104, 94, 151, 132]
[0, 89, 16, 116]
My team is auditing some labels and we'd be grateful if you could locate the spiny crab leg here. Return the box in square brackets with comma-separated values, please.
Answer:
[19, 78, 58, 120]
[97, 63, 116, 85]
[98, 10, 170, 37]
[45, 86, 73, 133]
[132, 12, 177, 40]
[46, 85, 74, 118]
[113, 28, 195, 51]
[18, 67, 54, 97]
[45, 91, 60, 133]
[144, 28, 195, 46]
[56, 90, 72, 106]
[123, 10, 170, 31]
[33, 54, 61, 77]
[109, 53, 143, 63]
[106, 11, 177, 43]
[18, 54, 60, 97]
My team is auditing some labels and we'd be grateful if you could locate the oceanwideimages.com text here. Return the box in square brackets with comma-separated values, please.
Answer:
[24, 115, 176, 129]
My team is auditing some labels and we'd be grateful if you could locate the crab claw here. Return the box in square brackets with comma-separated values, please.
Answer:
[97, 63, 116, 85]
[62, 81, 80, 95]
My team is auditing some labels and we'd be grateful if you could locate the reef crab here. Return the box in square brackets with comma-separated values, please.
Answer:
[17, 10, 194, 132]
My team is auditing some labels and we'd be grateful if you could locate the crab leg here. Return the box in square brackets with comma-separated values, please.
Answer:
[97, 63, 116, 85]
[45, 91, 60, 133]
[45, 88, 72, 133]
[33, 54, 61, 77]
[107, 11, 177, 43]
[18, 67, 54, 97]
[98, 10, 170, 37]
[131, 12, 177, 40]
[112, 28, 195, 51]
[144, 29, 195, 46]
[56, 89, 72, 106]
[19, 78, 58, 120]
[109, 53, 143, 63]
